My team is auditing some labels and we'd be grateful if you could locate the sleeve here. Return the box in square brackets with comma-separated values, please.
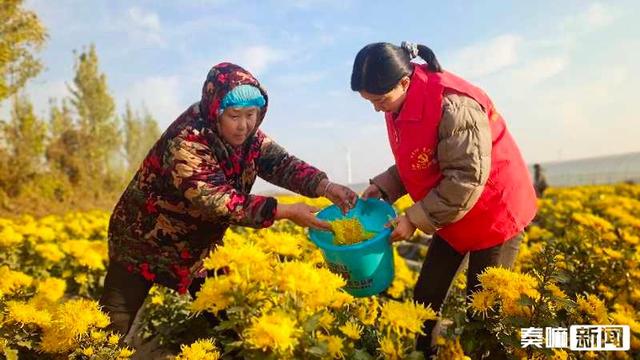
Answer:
[370, 165, 408, 204]
[405, 94, 492, 234]
[166, 133, 277, 228]
[255, 132, 328, 197]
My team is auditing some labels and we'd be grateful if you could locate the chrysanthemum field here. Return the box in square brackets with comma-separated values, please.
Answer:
[1, 185, 639, 359]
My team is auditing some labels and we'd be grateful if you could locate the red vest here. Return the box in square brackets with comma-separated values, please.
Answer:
[385, 65, 537, 252]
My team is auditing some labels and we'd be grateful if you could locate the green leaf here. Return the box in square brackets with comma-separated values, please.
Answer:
[351, 349, 375, 360]
[404, 350, 426, 360]
[307, 346, 327, 357]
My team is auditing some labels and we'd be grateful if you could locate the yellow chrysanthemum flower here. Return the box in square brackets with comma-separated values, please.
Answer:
[34, 277, 67, 304]
[0, 225, 24, 247]
[470, 289, 496, 317]
[339, 321, 363, 340]
[318, 312, 335, 330]
[576, 294, 609, 324]
[245, 311, 300, 355]
[330, 218, 374, 245]
[317, 333, 345, 359]
[203, 242, 272, 282]
[117, 348, 135, 358]
[550, 349, 569, 360]
[191, 276, 234, 315]
[6, 300, 52, 327]
[90, 330, 106, 341]
[477, 267, 540, 316]
[34, 243, 66, 262]
[387, 250, 418, 298]
[252, 230, 303, 257]
[378, 335, 405, 360]
[0, 266, 33, 299]
[60, 240, 107, 270]
[434, 337, 470, 360]
[571, 213, 614, 232]
[545, 283, 567, 300]
[108, 334, 121, 345]
[175, 339, 220, 360]
[379, 300, 437, 336]
[355, 297, 379, 326]
[40, 299, 110, 353]
[275, 261, 349, 311]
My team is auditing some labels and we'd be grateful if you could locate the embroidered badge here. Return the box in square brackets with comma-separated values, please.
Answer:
[410, 147, 436, 170]
[490, 110, 500, 122]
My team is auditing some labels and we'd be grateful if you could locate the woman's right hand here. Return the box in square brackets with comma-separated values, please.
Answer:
[275, 203, 331, 231]
[361, 184, 383, 200]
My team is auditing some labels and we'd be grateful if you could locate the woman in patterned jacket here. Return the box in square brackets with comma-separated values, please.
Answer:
[100, 62, 358, 336]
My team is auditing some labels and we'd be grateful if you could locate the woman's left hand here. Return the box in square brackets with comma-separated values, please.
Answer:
[388, 215, 417, 242]
[318, 180, 358, 214]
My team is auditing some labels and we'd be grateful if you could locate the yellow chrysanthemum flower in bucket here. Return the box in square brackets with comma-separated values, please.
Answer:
[330, 218, 375, 245]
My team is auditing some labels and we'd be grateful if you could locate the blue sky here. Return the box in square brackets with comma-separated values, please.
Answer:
[6, 0, 640, 191]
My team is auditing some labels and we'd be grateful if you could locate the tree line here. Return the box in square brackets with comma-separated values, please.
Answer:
[0, 0, 161, 215]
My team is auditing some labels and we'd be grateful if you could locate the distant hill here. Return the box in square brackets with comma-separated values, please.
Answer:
[534, 151, 640, 187]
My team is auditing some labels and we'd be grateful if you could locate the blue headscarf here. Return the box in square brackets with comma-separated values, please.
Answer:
[218, 84, 266, 115]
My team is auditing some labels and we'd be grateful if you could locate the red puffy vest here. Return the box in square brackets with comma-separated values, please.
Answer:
[385, 65, 537, 252]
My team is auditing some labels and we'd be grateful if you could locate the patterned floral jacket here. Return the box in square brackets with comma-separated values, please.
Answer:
[108, 63, 327, 293]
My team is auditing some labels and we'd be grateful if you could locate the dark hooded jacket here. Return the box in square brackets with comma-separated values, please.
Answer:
[108, 63, 327, 293]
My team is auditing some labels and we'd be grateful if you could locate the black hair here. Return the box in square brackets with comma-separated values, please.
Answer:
[350, 42, 442, 95]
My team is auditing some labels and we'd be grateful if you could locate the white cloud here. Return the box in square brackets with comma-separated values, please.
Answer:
[121, 76, 186, 130]
[228, 45, 286, 75]
[124, 7, 164, 46]
[127, 7, 161, 31]
[562, 2, 617, 34]
[509, 56, 569, 86]
[581, 3, 615, 27]
[447, 34, 523, 79]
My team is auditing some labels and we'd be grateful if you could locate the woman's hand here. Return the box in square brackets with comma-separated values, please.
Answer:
[275, 203, 331, 231]
[387, 215, 417, 242]
[317, 179, 359, 214]
[361, 183, 382, 200]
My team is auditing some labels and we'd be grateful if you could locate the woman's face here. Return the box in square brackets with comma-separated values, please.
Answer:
[359, 76, 411, 114]
[217, 106, 259, 146]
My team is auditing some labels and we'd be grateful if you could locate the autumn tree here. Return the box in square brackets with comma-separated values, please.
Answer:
[122, 103, 160, 174]
[0, 0, 47, 101]
[67, 45, 121, 194]
[0, 95, 47, 195]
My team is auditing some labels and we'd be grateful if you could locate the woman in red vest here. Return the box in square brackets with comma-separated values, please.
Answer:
[351, 42, 538, 355]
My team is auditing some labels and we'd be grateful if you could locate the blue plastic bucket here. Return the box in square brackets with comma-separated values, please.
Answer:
[308, 198, 396, 297]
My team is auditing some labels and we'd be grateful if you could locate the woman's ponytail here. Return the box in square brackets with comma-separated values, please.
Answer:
[416, 44, 442, 72]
